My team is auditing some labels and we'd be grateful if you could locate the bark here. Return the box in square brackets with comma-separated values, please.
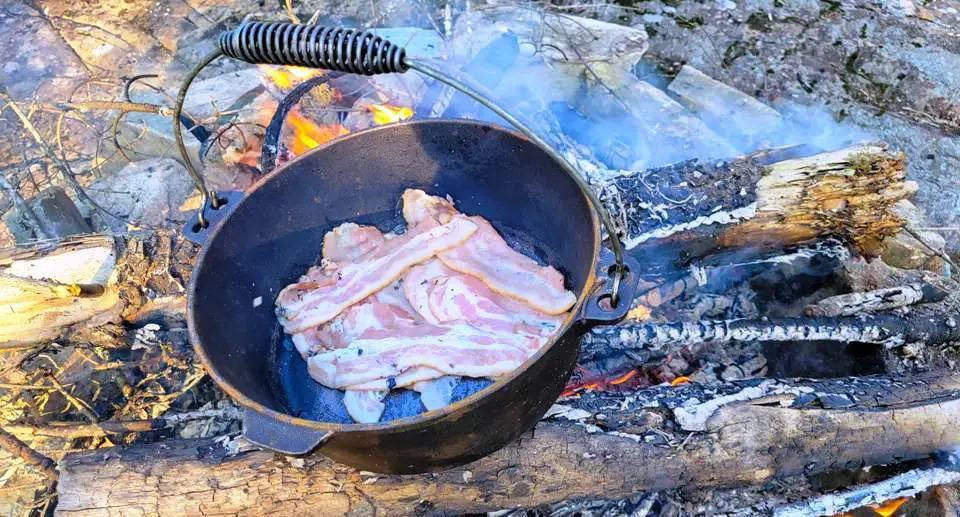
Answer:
[597, 144, 914, 268]
[55, 372, 960, 516]
[804, 282, 948, 317]
[0, 235, 122, 348]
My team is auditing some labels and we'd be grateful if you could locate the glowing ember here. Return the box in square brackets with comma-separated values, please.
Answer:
[870, 497, 908, 517]
[609, 369, 638, 385]
[286, 109, 349, 155]
[670, 376, 691, 386]
[259, 65, 325, 89]
[368, 103, 414, 125]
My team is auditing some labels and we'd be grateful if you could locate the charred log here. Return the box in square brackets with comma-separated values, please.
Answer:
[55, 372, 960, 515]
[598, 144, 914, 269]
[583, 311, 960, 362]
[804, 283, 949, 317]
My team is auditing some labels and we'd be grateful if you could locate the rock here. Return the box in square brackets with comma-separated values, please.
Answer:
[613, 80, 738, 166]
[170, 68, 265, 121]
[882, 230, 946, 273]
[97, 108, 203, 179]
[666, 65, 783, 152]
[453, 7, 648, 105]
[86, 158, 196, 232]
[1, 187, 91, 243]
[877, 0, 917, 17]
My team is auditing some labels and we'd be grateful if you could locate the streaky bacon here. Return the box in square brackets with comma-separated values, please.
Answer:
[438, 216, 577, 315]
[342, 389, 388, 423]
[346, 365, 446, 391]
[307, 324, 531, 389]
[322, 223, 385, 263]
[277, 216, 478, 333]
[401, 259, 452, 324]
[412, 376, 460, 411]
[402, 189, 458, 226]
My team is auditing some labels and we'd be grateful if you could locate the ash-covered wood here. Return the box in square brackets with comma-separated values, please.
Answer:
[584, 311, 960, 361]
[55, 372, 960, 515]
[598, 145, 913, 260]
[804, 283, 948, 317]
[773, 467, 960, 517]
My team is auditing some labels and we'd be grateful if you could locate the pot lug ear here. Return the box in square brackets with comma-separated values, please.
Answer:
[243, 408, 334, 455]
[183, 191, 245, 246]
[579, 248, 642, 326]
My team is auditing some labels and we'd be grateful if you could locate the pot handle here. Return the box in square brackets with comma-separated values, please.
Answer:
[243, 408, 334, 455]
[580, 248, 643, 325]
[175, 22, 631, 308]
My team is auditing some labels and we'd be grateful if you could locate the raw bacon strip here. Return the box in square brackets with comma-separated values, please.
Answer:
[322, 223, 385, 263]
[427, 274, 565, 338]
[278, 216, 478, 332]
[402, 189, 458, 226]
[346, 366, 446, 391]
[292, 281, 420, 359]
[439, 216, 577, 315]
[342, 389, 388, 423]
[307, 325, 530, 389]
[401, 259, 454, 324]
[412, 376, 460, 411]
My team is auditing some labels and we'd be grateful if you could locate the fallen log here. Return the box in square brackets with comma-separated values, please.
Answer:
[583, 311, 960, 362]
[55, 372, 960, 516]
[597, 144, 914, 269]
[804, 282, 948, 317]
[0, 235, 122, 348]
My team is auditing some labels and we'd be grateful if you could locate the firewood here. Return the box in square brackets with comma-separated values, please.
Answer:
[773, 466, 960, 517]
[584, 312, 960, 361]
[54, 372, 960, 516]
[0, 235, 122, 348]
[804, 283, 949, 317]
[598, 144, 915, 267]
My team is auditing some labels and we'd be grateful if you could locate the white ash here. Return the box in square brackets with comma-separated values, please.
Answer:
[622, 203, 758, 249]
[674, 381, 814, 432]
[774, 467, 960, 517]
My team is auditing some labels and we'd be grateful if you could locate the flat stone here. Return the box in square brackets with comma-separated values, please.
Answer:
[882, 230, 946, 273]
[86, 158, 196, 232]
[172, 68, 265, 121]
[97, 107, 203, 179]
[1, 187, 92, 243]
[0, 3, 88, 98]
[666, 65, 783, 151]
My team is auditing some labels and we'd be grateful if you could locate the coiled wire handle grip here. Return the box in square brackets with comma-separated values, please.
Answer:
[174, 21, 627, 307]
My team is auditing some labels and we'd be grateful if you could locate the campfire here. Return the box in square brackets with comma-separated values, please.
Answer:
[1, 1, 959, 516]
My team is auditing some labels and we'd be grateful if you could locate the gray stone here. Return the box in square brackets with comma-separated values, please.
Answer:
[666, 65, 783, 151]
[85, 158, 196, 232]
[171, 68, 265, 121]
[1, 187, 92, 244]
[881, 230, 946, 273]
[96, 109, 203, 179]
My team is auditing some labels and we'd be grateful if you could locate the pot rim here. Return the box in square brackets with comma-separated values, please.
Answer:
[187, 119, 602, 434]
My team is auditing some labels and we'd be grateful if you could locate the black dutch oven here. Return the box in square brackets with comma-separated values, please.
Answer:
[177, 22, 643, 474]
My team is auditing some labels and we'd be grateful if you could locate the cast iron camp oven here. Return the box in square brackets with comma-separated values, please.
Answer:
[177, 21, 643, 474]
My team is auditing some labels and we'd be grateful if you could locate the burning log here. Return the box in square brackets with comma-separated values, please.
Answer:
[583, 311, 960, 362]
[598, 144, 914, 267]
[803, 283, 949, 317]
[773, 466, 960, 517]
[0, 235, 122, 348]
[55, 372, 960, 515]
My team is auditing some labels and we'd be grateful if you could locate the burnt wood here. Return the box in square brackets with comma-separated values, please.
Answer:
[55, 372, 960, 515]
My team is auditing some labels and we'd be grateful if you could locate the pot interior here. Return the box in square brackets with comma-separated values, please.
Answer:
[189, 120, 598, 423]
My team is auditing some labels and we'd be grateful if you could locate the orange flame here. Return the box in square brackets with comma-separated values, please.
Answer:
[609, 369, 638, 385]
[670, 376, 691, 386]
[368, 103, 414, 125]
[259, 65, 325, 89]
[870, 497, 908, 517]
[286, 109, 349, 155]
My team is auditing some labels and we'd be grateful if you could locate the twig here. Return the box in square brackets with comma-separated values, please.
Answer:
[0, 92, 126, 223]
[43, 100, 171, 116]
[44, 374, 99, 424]
[904, 226, 958, 272]
[3, 406, 241, 439]
[284, 0, 301, 24]
[0, 428, 57, 479]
